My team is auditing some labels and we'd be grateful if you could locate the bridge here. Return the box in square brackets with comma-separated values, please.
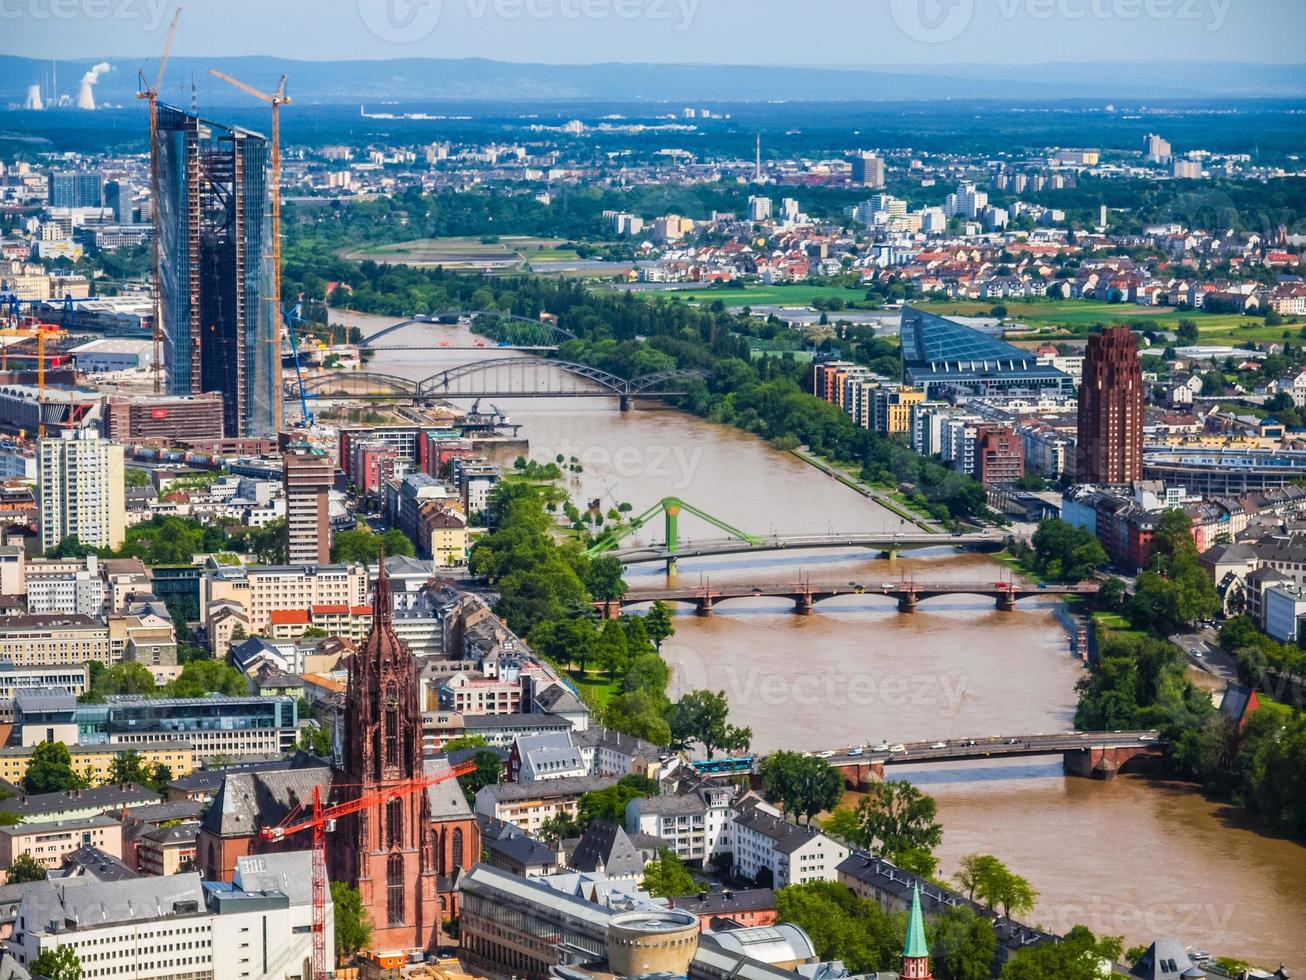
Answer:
[610, 531, 1005, 565]
[290, 360, 706, 411]
[360, 310, 576, 350]
[814, 731, 1166, 785]
[598, 578, 1099, 617]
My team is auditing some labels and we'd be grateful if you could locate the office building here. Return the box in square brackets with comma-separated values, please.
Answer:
[851, 152, 885, 188]
[37, 429, 125, 553]
[0, 614, 174, 668]
[102, 178, 133, 222]
[900, 307, 1073, 397]
[48, 170, 103, 208]
[71, 694, 300, 760]
[102, 391, 226, 442]
[156, 104, 278, 437]
[282, 446, 333, 565]
[6, 852, 330, 980]
[1077, 326, 1143, 484]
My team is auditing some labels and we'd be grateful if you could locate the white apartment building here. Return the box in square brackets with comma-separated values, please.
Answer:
[38, 429, 125, 553]
[626, 783, 736, 865]
[25, 559, 106, 615]
[1264, 585, 1306, 646]
[731, 802, 848, 888]
[9, 851, 329, 980]
[202, 562, 368, 635]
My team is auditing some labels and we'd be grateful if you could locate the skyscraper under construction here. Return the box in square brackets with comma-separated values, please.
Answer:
[155, 104, 279, 437]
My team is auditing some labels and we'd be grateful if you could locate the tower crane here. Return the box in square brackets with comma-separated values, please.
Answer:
[137, 6, 182, 395]
[208, 68, 290, 426]
[258, 758, 476, 980]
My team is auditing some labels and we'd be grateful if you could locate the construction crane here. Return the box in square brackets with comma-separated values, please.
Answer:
[283, 298, 314, 426]
[258, 759, 476, 980]
[208, 68, 290, 425]
[138, 6, 182, 394]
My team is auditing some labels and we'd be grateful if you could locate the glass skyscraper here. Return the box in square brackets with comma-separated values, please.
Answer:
[156, 104, 279, 437]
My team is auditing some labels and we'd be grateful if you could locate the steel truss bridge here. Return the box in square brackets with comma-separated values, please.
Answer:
[360, 310, 576, 350]
[292, 359, 705, 410]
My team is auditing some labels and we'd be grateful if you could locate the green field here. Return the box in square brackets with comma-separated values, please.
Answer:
[619, 283, 871, 307]
[566, 669, 620, 707]
[346, 235, 580, 268]
[915, 299, 1290, 347]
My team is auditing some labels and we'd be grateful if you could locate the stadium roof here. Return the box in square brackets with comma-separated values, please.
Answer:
[899, 306, 1072, 393]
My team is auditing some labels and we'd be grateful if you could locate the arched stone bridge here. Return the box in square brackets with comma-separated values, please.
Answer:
[598, 579, 1099, 617]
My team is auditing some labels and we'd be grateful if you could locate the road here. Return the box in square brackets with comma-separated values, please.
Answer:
[1170, 627, 1238, 685]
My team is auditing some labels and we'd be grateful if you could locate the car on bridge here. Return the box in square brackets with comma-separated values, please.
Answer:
[931, 741, 947, 749]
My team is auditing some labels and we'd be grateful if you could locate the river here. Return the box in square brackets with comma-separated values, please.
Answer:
[335, 311, 1305, 972]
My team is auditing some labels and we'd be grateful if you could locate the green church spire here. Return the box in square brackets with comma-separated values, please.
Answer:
[903, 884, 930, 960]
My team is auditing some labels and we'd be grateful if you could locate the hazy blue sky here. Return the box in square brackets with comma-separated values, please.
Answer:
[3, 0, 1302, 65]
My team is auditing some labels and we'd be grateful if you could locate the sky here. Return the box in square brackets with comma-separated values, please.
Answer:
[2, 0, 1303, 66]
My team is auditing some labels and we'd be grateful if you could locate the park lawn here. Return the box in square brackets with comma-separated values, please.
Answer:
[567, 669, 622, 707]
[1092, 611, 1148, 641]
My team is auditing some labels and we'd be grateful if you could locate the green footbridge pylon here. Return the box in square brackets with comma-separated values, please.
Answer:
[585, 497, 762, 570]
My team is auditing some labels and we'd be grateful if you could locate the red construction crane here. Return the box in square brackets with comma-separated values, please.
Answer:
[258, 759, 476, 980]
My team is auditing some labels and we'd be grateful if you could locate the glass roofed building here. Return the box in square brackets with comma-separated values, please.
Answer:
[900, 306, 1074, 397]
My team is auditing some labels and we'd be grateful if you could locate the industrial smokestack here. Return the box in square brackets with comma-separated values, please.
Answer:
[76, 62, 110, 110]
[24, 84, 43, 111]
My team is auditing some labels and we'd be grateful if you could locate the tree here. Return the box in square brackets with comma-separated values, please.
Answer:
[931, 905, 998, 980]
[578, 775, 659, 827]
[442, 735, 489, 752]
[668, 690, 752, 760]
[24, 741, 88, 795]
[537, 812, 582, 843]
[1027, 519, 1107, 583]
[957, 853, 1038, 918]
[31, 945, 82, 980]
[641, 848, 696, 898]
[759, 752, 843, 824]
[458, 750, 502, 800]
[81, 661, 156, 702]
[47, 536, 98, 559]
[330, 881, 372, 962]
[106, 750, 170, 793]
[774, 880, 902, 975]
[299, 723, 334, 758]
[6, 851, 48, 885]
[164, 659, 249, 698]
[643, 601, 675, 649]
[604, 690, 672, 746]
[585, 556, 628, 602]
[1001, 925, 1122, 980]
[596, 619, 630, 681]
[851, 780, 943, 876]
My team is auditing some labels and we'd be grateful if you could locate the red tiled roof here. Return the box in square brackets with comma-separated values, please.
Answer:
[269, 609, 310, 626]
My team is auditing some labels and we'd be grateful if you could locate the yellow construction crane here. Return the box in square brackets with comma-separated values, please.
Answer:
[138, 6, 182, 395]
[208, 68, 290, 427]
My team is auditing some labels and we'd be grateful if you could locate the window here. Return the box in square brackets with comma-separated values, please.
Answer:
[451, 827, 464, 869]
[386, 853, 405, 926]
[386, 799, 403, 847]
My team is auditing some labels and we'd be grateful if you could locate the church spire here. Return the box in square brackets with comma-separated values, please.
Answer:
[901, 884, 931, 979]
[373, 549, 391, 624]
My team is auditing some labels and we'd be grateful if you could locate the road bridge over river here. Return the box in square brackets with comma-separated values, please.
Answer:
[611, 531, 1004, 565]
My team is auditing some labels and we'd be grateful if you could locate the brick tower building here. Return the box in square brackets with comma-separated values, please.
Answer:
[1077, 326, 1143, 484]
[335, 559, 443, 953]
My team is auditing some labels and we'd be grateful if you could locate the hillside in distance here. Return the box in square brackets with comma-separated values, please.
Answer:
[4, 55, 1306, 106]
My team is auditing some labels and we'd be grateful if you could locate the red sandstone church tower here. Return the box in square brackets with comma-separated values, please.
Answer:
[335, 559, 442, 953]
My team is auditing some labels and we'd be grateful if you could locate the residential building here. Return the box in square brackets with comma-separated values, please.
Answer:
[282, 446, 334, 565]
[0, 614, 175, 668]
[669, 889, 777, 931]
[135, 821, 200, 876]
[0, 663, 89, 722]
[0, 784, 161, 825]
[626, 783, 736, 865]
[976, 426, 1024, 485]
[511, 732, 588, 783]
[38, 430, 125, 552]
[731, 802, 848, 888]
[201, 562, 368, 635]
[1078, 326, 1143, 484]
[0, 741, 194, 787]
[475, 776, 620, 836]
[1264, 584, 1306, 646]
[0, 815, 122, 872]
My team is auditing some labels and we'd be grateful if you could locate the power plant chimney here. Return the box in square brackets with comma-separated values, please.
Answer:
[24, 84, 43, 111]
[76, 62, 110, 110]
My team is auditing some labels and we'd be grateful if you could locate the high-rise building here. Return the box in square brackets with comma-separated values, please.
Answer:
[1077, 326, 1143, 485]
[48, 170, 103, 208]
[747, 195, 772, 221]
[1144, 133, 1172, 165]
[38, 429, 125, 554]
[851, 152, 885, 188]
[283, 444, 334, 565]
[103, 178, 133, 221]
[976, 426, 1024, 485]
[156, 104, 279, 437]
[333, 562, 475, 953]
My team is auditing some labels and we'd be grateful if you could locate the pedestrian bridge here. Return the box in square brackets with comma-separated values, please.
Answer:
[611, 531, 1004, 565]
[817, 731, 1165, 784]
[599, 579, 1099, 617]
